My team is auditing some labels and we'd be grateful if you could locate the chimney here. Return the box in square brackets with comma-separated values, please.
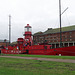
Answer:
[48, 28, 52, 30]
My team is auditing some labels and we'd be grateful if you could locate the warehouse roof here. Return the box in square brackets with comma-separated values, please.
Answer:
[44, 25, 75, 34]
[33, 31, 43, 35]
[33, 25, 75, 36]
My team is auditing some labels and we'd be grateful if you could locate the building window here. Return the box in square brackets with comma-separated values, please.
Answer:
[70, 39, 72, 41]
[66, 39, 67, 41]
[70, 32, 72, 34]
[57, 40, 58, 42]
[70, 36, 72, 38]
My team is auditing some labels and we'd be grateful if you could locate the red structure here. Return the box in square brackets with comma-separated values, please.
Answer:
[1, 24, 75, 56]
[23, 24, 33, 46]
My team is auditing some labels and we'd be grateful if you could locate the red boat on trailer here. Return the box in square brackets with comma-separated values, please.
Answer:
[1, 24, 75, 56]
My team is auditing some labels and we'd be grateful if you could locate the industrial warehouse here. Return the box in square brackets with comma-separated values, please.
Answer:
[33, 25, 75, 48]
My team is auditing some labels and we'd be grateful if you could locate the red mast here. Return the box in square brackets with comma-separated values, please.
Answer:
[23, 24, 33, 46]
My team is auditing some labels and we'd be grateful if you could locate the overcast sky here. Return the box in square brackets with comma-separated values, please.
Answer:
[0, 0, 75, 42]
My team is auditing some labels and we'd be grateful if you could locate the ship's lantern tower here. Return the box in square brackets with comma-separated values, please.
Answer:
[24, 24, 33, 46]
[25, 24, 32, 32]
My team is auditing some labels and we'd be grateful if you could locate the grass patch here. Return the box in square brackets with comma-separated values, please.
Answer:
[1, 54, 75, 60]
[0, 57, 75, 75]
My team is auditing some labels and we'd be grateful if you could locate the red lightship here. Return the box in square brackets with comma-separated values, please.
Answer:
[1, 24, 75, 56]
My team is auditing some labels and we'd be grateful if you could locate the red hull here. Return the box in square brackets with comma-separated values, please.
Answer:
[28, 46, 75, 56]
[1, 45, 75, 56]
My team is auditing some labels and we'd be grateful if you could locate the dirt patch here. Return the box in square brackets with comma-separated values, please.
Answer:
[0, 56, 75, 63]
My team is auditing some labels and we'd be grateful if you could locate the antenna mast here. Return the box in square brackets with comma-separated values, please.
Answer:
[59, 0, 62, 47]
[9, 15, 11, 44]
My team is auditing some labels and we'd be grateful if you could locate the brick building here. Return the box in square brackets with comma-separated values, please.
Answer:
[33, 25, 75, 48]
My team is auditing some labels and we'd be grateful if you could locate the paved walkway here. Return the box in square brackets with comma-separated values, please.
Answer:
[0, 56, 75, 63]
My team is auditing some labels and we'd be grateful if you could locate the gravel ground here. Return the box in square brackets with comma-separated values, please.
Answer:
[0, 56, 75, 63]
